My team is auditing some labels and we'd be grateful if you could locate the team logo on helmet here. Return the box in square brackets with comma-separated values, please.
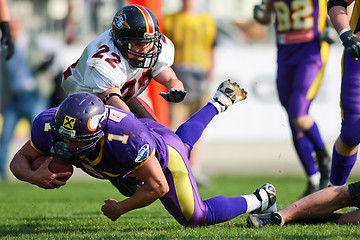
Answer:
[88, 113, 106, 132]
[113, 14, 130, 29]
[63, 115, 76, 129]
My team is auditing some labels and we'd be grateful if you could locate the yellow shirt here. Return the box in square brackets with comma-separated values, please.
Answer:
[163, 12, 217, 71]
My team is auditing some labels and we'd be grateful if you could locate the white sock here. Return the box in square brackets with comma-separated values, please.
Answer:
[208, 99, 225, 114]
[243, 194, 261, 213]
[309, 172, 320, 186]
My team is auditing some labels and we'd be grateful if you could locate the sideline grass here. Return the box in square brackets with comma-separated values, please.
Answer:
[1, 174, 360, 239]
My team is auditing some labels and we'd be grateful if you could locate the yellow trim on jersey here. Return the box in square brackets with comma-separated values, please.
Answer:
[166, 145, 194, 221]
[306, 41, 329, 100]
[89, 144, 155, 177]
[84, 138, 105, 166]
[340, 52, 345, 121]
[30, 138, 47, 155]
[318, 0, 327, 33]
[350, 0, 360, 33]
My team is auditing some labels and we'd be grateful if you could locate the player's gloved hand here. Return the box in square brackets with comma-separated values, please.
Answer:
[320, 27, 338, 44]
[160, 88, 187, 102]
[253, 4, 271, 25]
[0, 21, 14, 60]
[339, 30, 360, 60]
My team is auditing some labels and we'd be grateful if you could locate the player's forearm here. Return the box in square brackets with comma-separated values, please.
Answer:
[155, 67, 184, 91]
[10, 152, 35, 183]
[106, 97, 131, 111]
[0, 0, 11, 22]
[328, 6, 351, 34]
[118, 183, 167, 214]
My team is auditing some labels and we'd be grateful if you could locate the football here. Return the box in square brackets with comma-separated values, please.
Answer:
[31, 155, 73, 181]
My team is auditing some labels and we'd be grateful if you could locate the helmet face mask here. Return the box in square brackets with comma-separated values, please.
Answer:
[124, 38, 162, 68]
[111, 4, 162, 68]
[50, 93, 107, 163]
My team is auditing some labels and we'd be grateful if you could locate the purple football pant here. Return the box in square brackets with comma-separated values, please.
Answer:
[276, 61, 325, 177]
[276, 61, 323, 121]
[159, 103, 248, 227]
[331, 51, 360, 185]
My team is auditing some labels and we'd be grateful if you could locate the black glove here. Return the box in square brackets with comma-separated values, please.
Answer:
[253, 4, 271, 25]
[0, 21, 14, 60]
[160, 88, 187, 102]
[339, 30, 360, 60]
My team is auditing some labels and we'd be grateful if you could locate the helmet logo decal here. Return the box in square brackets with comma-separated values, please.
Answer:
[88, 113, 104, 131]
[114, 14, 130, 30]
[64, 115, 76, 129]
[133, 4, 155, 36]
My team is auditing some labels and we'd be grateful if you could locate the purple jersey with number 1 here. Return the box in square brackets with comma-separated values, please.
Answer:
[30, 106, 209, 226]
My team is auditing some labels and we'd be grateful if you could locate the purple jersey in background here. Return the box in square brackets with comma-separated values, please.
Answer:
[272, 0, 328, 64]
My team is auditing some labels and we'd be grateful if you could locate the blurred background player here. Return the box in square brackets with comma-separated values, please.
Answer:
[61, 4, 186, 122]
[327, 0, 360, 186]
[253, 0, 333, 196]
[0, 0, 14, 60]
[163, 0, 217, 186]
[0, 17, 54, 180]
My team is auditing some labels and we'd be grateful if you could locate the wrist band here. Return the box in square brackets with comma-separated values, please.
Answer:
[103, 93, 122, 104]
[339, 28, 351, 36]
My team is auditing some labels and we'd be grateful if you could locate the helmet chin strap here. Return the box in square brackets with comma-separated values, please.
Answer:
[88, 141, 101, 161]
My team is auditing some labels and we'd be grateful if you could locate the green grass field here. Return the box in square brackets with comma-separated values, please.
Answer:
[1, 174, 360, 239]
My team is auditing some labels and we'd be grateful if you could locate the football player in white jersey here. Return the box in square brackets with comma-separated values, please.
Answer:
[62, 4, 186, 120]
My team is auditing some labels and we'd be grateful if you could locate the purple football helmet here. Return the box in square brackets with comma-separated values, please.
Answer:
[50, 93, 107, 163]
[111, 4, 162, 68]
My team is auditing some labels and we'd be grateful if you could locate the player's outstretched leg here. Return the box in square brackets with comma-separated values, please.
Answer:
[247, 212, 284, 227]
[247, 211, 342, 227]
[209, 79, 247, 114]
[251, 183, 277, 214]
[200, 183, 278, 226]
[176, 79, 247, 149]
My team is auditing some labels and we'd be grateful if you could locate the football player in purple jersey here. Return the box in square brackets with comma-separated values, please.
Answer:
[326, 0, 360, 186]
[10, 80, 279, 227]
[247, 1, 360, 227]
[254, 0, 333, 196]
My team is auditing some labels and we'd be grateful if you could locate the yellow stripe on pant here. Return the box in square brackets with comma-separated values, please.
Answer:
[166, 145, 194, 221]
